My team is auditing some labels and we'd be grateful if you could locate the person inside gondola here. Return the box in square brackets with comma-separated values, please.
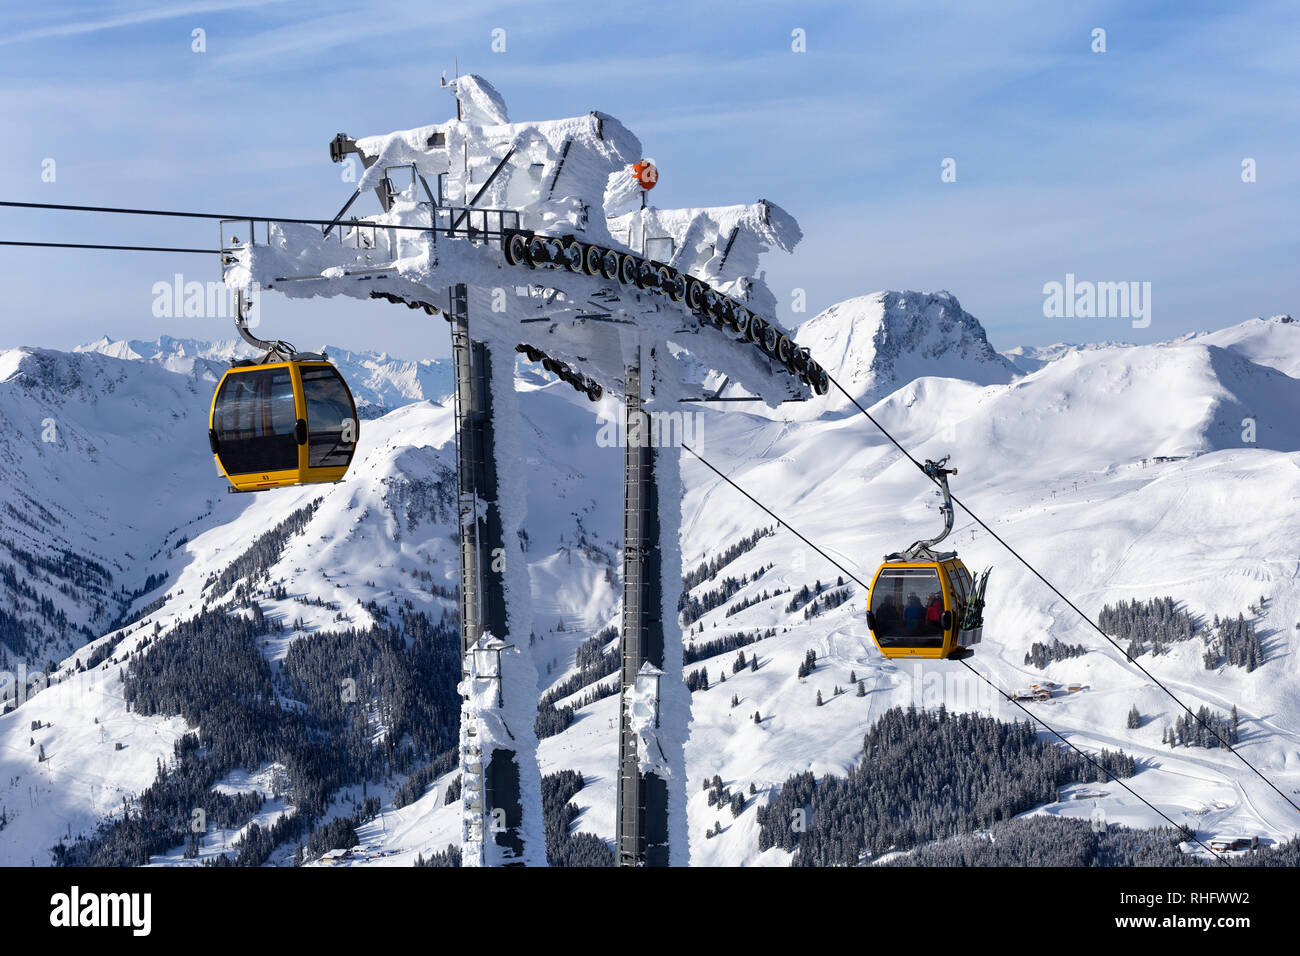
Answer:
[875, 597, 900, 636]
[925, 593, 944, 634]
[903, 593, 925, 634]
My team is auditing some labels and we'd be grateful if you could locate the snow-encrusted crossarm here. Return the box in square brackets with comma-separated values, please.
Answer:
[222, 74, 822, 408]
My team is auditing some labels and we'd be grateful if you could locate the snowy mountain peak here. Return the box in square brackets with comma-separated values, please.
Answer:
[795, 290, 1017, 408]
[75, 335, 144, 361]
[4, 346, 99, 397]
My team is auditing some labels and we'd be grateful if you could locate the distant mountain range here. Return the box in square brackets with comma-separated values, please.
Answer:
[75, 334, 455, 416]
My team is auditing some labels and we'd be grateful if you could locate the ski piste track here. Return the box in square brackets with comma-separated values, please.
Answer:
[2, 72, 1297, 867]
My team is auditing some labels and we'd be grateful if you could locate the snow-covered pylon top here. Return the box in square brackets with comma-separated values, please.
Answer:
[626, 661, 669, 779]
[229, 75, 819, 405]
[351, 73, 646, 246]
[348, 73, 802, 290]
[447, 73, 509, 125]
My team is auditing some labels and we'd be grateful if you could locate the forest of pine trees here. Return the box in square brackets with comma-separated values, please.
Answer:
[106, 571, 169, 632]
[1163, 705, 1239, 749]
[1099, 596, 1196, 658]
[392, 750, 458, 810]
[0, 543, 103, 660]
[892, 816, 1197, 866]
[679, 566, 773, 627]
[702, 774, 747, 818]
[681, 526, 774, 592]
[725, 585, 789, 618]
[302, 796, 380, 861]
[1203, 614, 1263, 671]
[1099, 596, 1264, 670]
[534, 625, 620, 739]
[1024, 639, 1088, 668]
[684, 627, 775, 665]
[202, 499, 322, 604]
[757, 705, 1136, 865]
[784, 579, 853, 618]
[51, 601, 461, 866]
[541, 770, 613, 866]
[894, 818, 1300, 867]
[803, 581, 853, 619]
[414, 844, 462, 867]
[784, 580, 824, 614]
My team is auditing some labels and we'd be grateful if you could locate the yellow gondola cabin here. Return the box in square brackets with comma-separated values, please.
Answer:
[208, 357, 358, 493]
[866, 558, 982, 659]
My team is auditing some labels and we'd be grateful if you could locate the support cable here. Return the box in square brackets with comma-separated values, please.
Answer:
[0, 199, 437, 233]
[0, 239, 217, 254]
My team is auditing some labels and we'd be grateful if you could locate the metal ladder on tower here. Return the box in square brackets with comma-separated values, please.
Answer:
[448, 282, 489, 865]
[450, 283, 484, 655]
[617, 361, 649, 865]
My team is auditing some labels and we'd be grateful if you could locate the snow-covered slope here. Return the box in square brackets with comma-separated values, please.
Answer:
[0, 347, 219, 672]
[1181, 314, 1300, 377]
[3, 293, 1299, 866]
[0, 334, 454, 674]
[997, 313, 1297, 378]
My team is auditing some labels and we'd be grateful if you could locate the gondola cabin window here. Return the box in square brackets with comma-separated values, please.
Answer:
[209, 359, 359, 492]
[301, 365, 356, 468]
[870, 566, 945, 650]
[212, 367, 298, 475]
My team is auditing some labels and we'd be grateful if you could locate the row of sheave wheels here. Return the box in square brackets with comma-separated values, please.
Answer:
[503, 230, 829, 395]
[516, 344, 604, 403]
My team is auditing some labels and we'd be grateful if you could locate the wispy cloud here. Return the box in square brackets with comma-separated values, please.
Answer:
[0, 0, 294, 48]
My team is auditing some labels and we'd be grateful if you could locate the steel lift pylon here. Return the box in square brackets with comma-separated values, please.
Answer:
[616, 352, 671, 866]
[448, 283, 525, 865]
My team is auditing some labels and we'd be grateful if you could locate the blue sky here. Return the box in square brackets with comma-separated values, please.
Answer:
[0, 0, 1295, 358]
